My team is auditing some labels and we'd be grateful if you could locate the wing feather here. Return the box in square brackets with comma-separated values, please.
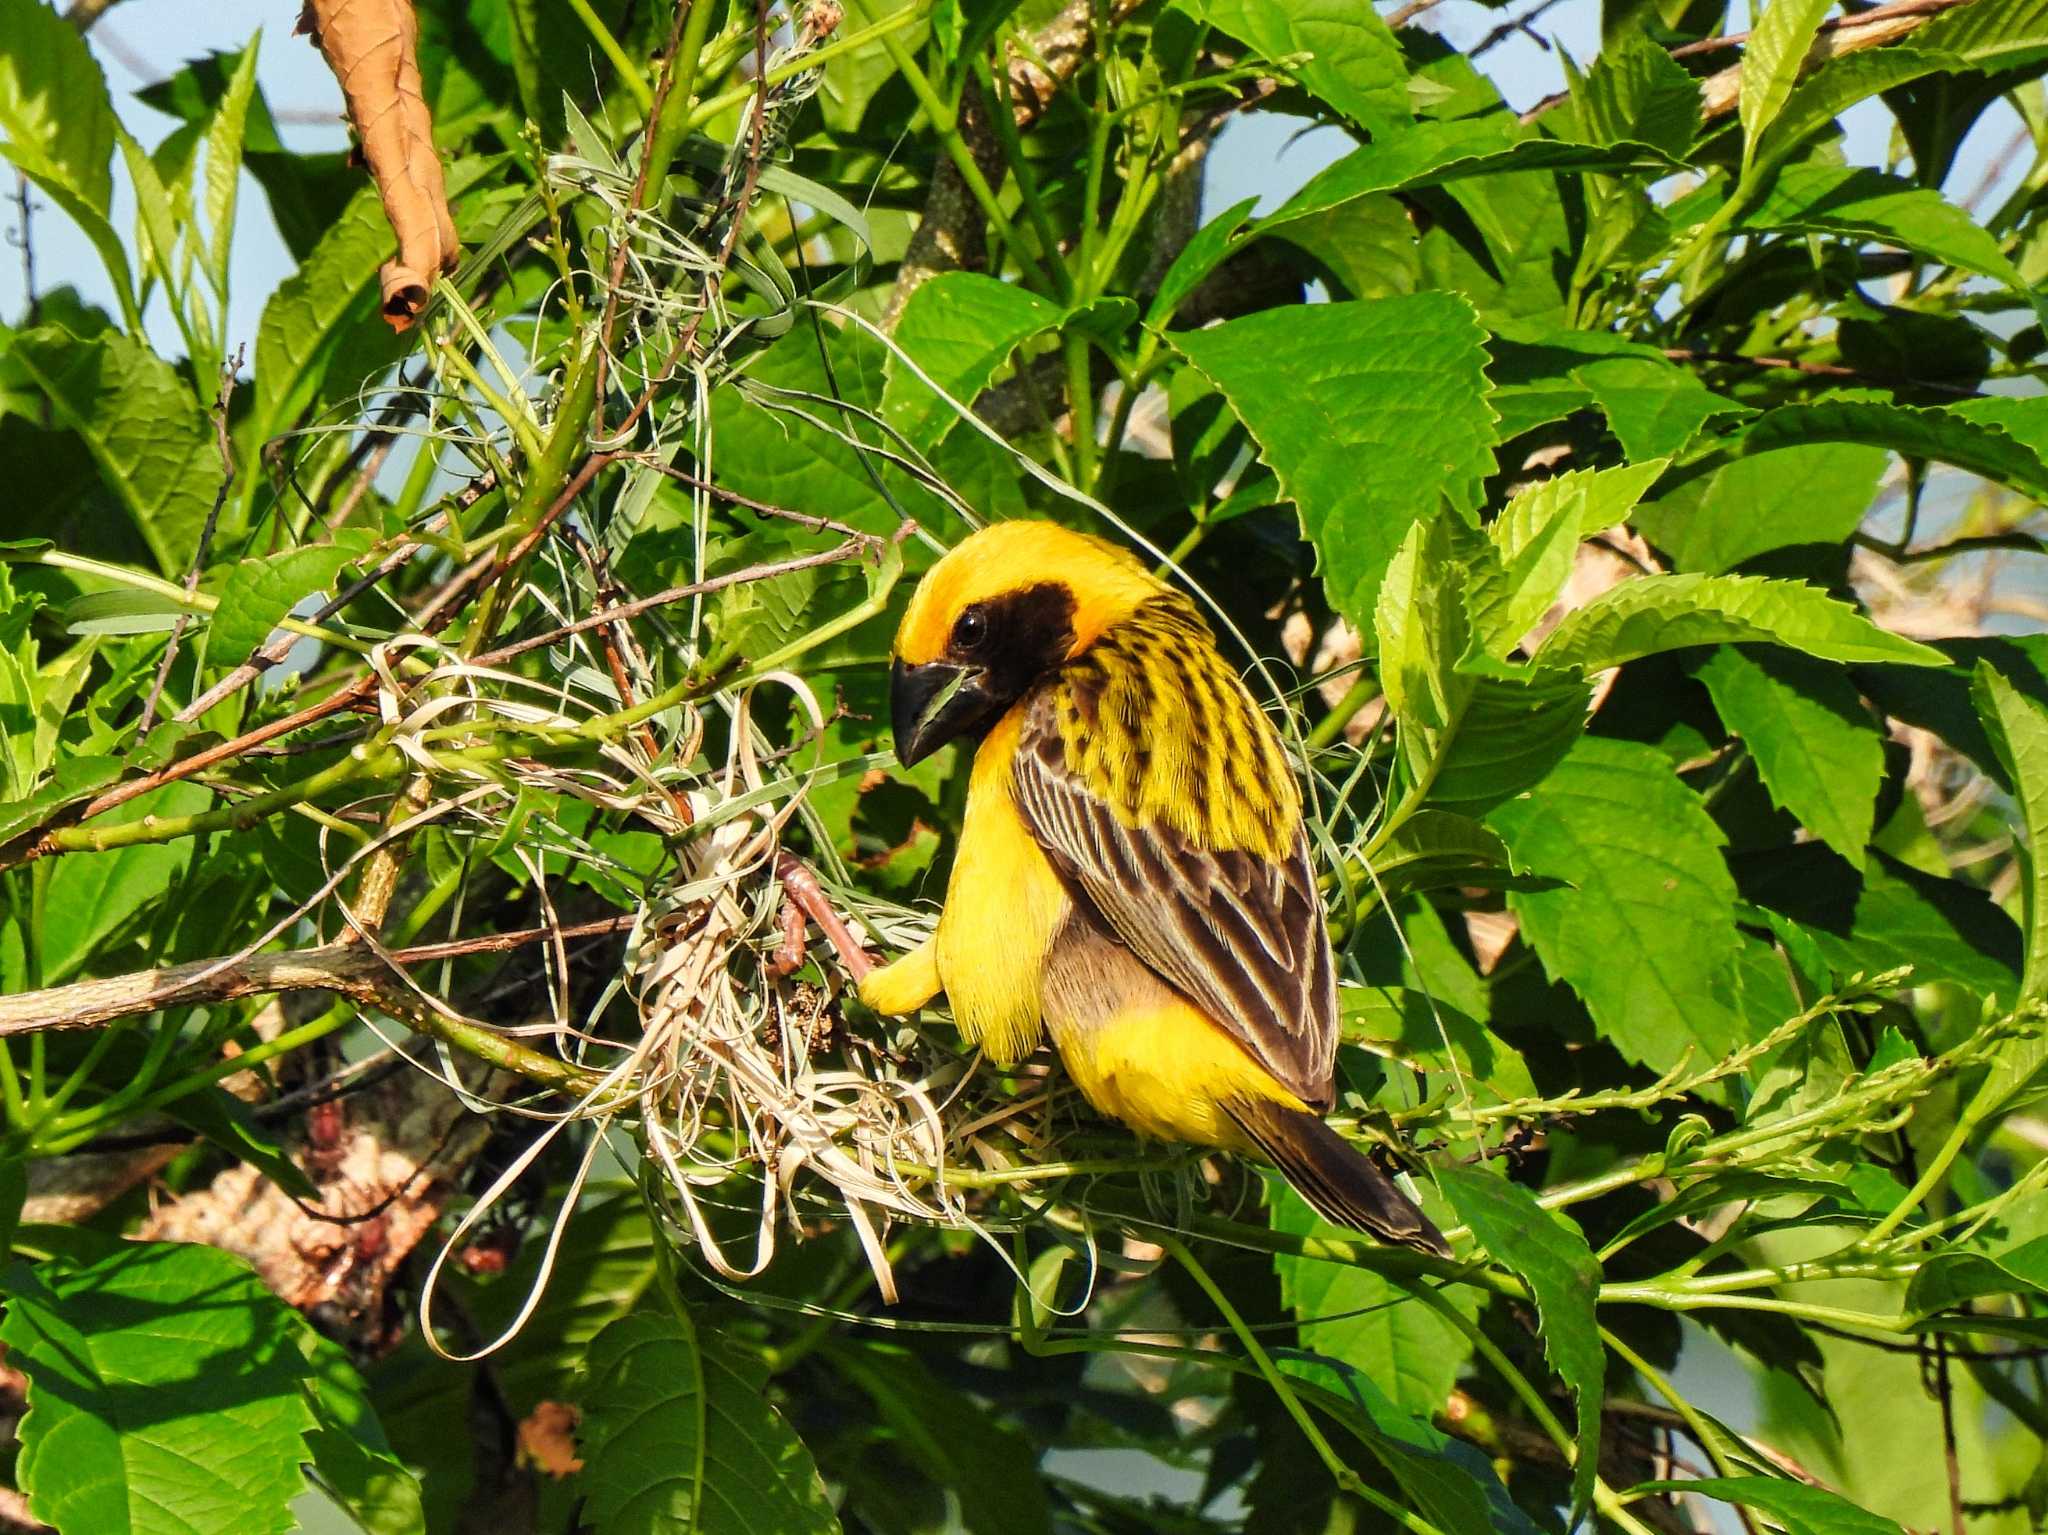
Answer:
[1012, 659, 1338, 1107]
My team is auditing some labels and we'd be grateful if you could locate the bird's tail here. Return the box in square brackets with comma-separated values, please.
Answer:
[1227, 1097, 1450, 1257]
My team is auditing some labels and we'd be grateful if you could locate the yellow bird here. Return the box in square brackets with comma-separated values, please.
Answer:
[859, 520, 1446, 1253]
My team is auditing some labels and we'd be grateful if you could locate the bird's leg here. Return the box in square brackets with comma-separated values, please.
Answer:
[858, 937, 943, 1014]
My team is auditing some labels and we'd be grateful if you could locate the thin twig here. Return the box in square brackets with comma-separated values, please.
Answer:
[1932, 1335, 1966, 1535]
[469, 538, 872, 668]
[1662, 347, 1981, 399]
[9, 173, 35, 329]
[1471, 0, 1571, 58]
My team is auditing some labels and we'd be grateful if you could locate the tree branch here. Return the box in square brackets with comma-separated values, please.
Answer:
[0, 918, 633, 1092]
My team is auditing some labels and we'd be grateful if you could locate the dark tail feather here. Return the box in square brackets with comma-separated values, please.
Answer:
[1229, 1097, 1450, 1257]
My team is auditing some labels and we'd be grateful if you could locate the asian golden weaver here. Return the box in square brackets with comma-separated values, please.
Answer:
[859, 520, 1447, 1254]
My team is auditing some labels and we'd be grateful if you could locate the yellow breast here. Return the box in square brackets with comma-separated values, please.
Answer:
[933, 707, 1071, 1066]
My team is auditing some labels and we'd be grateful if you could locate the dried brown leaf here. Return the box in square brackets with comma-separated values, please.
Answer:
[517, 1401, 585, 1479]
[299, 0, 458, 331]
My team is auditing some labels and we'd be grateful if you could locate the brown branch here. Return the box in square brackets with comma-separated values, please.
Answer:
[63, 0, 125, 31]
[1662, 347, 1983, 399]
[1670, 0, 1970, 57]
[0, 919, 633, 1093]
[1520, 0, 1976, 124]
[885, 0, 1143, 326]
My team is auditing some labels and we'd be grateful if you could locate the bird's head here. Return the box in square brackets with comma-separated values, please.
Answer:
[887, 520, 1165, 766]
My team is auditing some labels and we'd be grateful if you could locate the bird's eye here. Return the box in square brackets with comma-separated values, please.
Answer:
[952, 606, 989, 652]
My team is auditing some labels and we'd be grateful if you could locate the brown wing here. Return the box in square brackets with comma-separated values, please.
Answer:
[1011, 677, 1339, 1109]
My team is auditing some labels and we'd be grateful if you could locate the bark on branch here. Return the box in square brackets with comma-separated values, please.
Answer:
[0, 920, 631, 1091]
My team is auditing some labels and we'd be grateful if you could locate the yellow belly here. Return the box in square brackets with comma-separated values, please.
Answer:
[1047, 995, 1305, 1148]
[1040, 916, 1304, 1149]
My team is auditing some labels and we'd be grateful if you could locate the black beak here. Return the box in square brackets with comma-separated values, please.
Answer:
[891, 659, 1003, 767]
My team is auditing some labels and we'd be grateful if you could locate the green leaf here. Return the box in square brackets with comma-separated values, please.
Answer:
[1268, 1183, 1476, 1416]
[1491, 736, 1750, 1071]
[1490, 327, 1749, 460]
[250, 156, 493, 447]
[1189, 0, 1411, 133]
[295, 1325, 426, 1535]
[579, 1310, 840, 1535]
[0, 0, 135, 325]
[828, 1342, 1051, 1535]
[1293, 1370, 1544, 1535]
[0, 1244, 321, 1535]
[1632, 1477, 1904, 1535]
[1699, 647, 1883, 869]
[1760, 47, 1970, 169]
[1478, 459, 1666, 654]
[0, 755, 121, 850]
[1743, 399, 2048, 500]
[1573, 29, 1701, 157]
[209, 531, 376, 664]
[1632, 440, 1888, 575]
[1741, 164, 2033, 297]
[1269, 119, 1679, 234]
[60, 587, 191, 636]
[712, 322, 979, 542]
[1911, 0, 2048, 70]
[9, 326, 220, 577]
[702, 529, 881, 668]
[251, 184, 390, 443]
[1429, 671, 1593, 812]
[1534, 573, 1948, 672]
[1576, 352, 1747, 459]
[1737, 845, 2022, 1003]
[882, 272, 1063, 453]
[0, 0, 111, 210]
[1341, 986, 1536, 1100]
[200, 34, 261, 302]
[39, 782, 210, 984]
[1361, 809, 1521, 904]
[1438, 1165, 1604, 1523]
[1376, 516, 1472, 765]
[1173, 295, 1496, 621]
[1907, 1231, 2048, 1316]
[165, 1087, 320, 1203]
[1740, 0, 1835, 176]
[1964, 666, 2048, 1116]
[1147, 196, 1258, 327]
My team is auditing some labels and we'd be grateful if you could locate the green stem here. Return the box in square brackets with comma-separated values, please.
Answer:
[1065, 331, 1098, 489]
[685, 6, 927, 129]
[565, 0, 653, 111]
[977, 58, 1070, 302]
[1601, 1325, 1744, 1481]
[43, 1005, 352, 1153]
[1863, 1114, 1973, 1247]
[844, 0, 1049, 293]
[1306, 673, 1378, 753]
[43, 746, 398, 855]
[1164, 1235, 1450, 1535]
[1402, 1280, 1659, 1535]
[646, 0, 727, 199]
